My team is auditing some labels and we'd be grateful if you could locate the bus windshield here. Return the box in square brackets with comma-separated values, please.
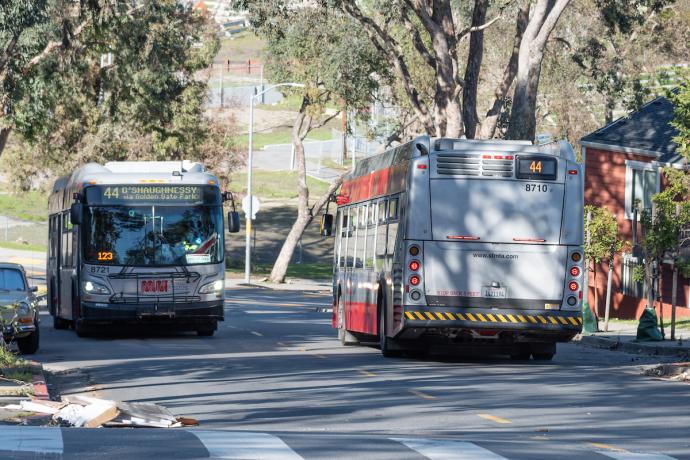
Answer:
[83, 205, 223, 266]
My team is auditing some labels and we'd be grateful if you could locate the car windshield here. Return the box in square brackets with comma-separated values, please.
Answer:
[83, 205, 224, 266]
[0, 269, 26, 291]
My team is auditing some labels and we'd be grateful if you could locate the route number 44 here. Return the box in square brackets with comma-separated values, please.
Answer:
[529, 161, 543, 173]
[103, 187, 119, 199]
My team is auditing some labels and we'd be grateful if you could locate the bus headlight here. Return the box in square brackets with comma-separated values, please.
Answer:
[83, 281, 111, 295]
[199, 280, 224, 294]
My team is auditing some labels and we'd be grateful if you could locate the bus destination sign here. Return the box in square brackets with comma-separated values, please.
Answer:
[515, 155, 558, 181]
[87, 185, 205, 204]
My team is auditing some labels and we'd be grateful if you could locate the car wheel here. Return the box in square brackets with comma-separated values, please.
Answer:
[17, 325, 39, 355]
[53, 315, 70, 330]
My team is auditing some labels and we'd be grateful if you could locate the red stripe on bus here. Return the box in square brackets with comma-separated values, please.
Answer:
[341, 162, 408, 203]
[344, 300, 378, 335]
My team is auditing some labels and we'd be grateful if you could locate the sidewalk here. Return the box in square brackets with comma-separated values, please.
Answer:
[225, 276, 331, 292]
[577, 321, 690, 358]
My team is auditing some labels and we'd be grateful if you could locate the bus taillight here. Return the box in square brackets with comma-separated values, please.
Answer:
[570, 266, 580, 277]
[409, 260, 420, 271]
[568, 281, 579, 292]
[410, 275, 421, 286]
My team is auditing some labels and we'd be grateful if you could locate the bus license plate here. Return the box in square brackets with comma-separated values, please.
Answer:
[141, 279, 170, 294]
[482, 287, 506, 299]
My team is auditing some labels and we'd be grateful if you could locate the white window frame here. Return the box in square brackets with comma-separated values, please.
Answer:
[624, 160, 660, 220]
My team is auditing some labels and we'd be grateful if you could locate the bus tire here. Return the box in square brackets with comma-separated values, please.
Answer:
[531, 342, 556, 361]
[509, 344, 531, 360]
[378, 303, 400, 358]
[53, 315, 69, 330]
[74, 320, 91, 338]
[197, 322, 216, 337]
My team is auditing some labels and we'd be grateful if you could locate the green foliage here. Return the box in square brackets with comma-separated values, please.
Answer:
[0, 188, 47, 222]
[585, 205, 624, 265]
[1, 0, 238, 189]
[669, 74, 690, 159]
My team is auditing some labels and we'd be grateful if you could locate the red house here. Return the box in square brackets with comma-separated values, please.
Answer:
[580, 95, 688, 320]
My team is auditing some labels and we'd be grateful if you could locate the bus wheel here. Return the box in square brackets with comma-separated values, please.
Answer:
[197, 322, 216, 337]
[509, 344, 531, 360]
[379, 307, 400, 358]
[53, 315, 70, 330]
[74, 320, 92, 338]
[531, 343, 556, 361]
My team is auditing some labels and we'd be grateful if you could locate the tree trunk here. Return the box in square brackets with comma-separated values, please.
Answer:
[462, 0, 488, 139]
[506, 0, 571, 140]
[269, 102, 346, 284]
[478, 3, 530, 139]
[593, 264, 599, 318]
[0, 127, 10, 158]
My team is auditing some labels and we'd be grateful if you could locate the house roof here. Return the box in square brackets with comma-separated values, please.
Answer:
[580, 95, 683, 164]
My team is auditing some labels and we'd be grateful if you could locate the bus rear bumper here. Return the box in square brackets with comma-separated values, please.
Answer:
[80, 300, 224, 323]
[402, 307, 582, 335]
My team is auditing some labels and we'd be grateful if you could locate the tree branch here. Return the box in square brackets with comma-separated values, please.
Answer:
[0, 34, 20, 75]
[456, 0, 516, 44]
[401, 9, 436, 69]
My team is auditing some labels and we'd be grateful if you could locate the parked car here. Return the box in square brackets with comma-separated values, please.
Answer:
[0, 263, 39, 354]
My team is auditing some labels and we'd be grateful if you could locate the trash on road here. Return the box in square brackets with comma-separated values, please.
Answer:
[1, 394, 196, 428]
[643, 362, 690, 382]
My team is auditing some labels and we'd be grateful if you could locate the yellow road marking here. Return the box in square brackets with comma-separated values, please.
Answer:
[425, 312, 435, 320]
[568, 317, 579, 326]
[537, 315, 547, 324]
[445, 312, 455, 320]
[457, 313, 466, 321]
[405, 312, 415, 320]
[409, 389, 436, 400]
[477, 413, 512, 424]
[528, 316, 538, 324]
[476, 313, 487, 322]
[7, 257, 44, 265]
[517, 314, 527, 322]
[507, 314, 518, 323]
[414, 312, 425, 320]
[466, 313, 477, 322]
[487, 313, 497, 322]
[359, 370, 377, 377]
[435, 312, 445, 320]
[497, 314, 507, 322]
[587, 442, 628, 453]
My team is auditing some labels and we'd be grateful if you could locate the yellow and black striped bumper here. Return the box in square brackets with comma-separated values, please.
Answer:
[403, 307, 582, 330]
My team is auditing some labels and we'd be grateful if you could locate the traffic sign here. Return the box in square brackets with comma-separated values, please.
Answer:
[242, 195, 261, 220]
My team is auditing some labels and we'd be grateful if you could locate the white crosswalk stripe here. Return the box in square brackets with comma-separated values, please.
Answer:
[392, 437, 508, 460]
[191, 430, 304, 460]
[0, 426, 63, 454]
[598, 452, 678, 460]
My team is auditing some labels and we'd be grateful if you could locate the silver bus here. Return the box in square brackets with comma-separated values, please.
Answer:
[325, 136, 584, 360]
[47, 161, 240, 337]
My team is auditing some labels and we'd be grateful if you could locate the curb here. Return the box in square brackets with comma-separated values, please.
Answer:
[27, 361, 49, 400]
[578, 334, 690, 358]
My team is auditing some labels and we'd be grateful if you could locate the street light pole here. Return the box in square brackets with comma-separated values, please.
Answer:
[244, 82, 305, 284]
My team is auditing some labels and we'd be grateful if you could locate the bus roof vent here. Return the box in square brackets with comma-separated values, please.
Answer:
[436, 153, 481, 176]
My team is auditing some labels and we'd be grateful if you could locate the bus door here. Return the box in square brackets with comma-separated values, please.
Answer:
[425, 155, 567, 310]
[59, 211, 75, 319]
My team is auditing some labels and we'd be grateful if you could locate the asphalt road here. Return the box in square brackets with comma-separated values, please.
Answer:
[11, 286, 690, 459]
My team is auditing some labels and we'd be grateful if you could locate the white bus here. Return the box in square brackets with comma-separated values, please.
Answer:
[47, 161, 240, 337]
[324, 136, 584, 360]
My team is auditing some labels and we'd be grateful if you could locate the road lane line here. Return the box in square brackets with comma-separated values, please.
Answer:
[409, 389, 436, 400]
[598, 452, 678, 460]
[359, 369, 377, 377]
[589, 443, 628, 453]
[312, 353, 328, 359]
[250, 331, 263, 337]
[276, 342, 287, 347]
[392, 437, 508, 460]
[0, 426, 63, 454]
[192, 431, 303, 460]
[477, 413, 512, 424]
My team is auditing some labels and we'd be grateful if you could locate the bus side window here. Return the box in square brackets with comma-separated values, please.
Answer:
[61, 211, 71, 268]
[388, 197, 399, 221]
[335, 210, 343, 269]
[365, 203, 376, 270]
[340, 208, 349, 268]
[376, 199, 387, 262]
[356, 205, 367, 269]
[378, 200, 387, 224]
[387, 196, 399, 257]
[349, 206, 358, 268]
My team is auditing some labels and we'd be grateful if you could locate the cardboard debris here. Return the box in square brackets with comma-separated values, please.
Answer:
[1, 394, 190, 428]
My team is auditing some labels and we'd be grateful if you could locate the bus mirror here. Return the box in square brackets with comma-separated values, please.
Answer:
[227, 211, 240, 233]
[70, 203, 83, 225]
[320, 214, 333, 237]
